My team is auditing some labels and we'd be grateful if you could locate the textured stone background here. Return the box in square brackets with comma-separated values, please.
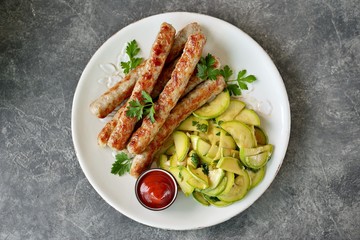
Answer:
[0, 0, 359, 239]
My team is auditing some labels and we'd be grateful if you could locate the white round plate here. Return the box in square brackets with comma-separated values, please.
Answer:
[72, 12, 290, 230]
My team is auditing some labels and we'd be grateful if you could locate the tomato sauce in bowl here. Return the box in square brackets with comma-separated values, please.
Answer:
[135, 168, 178, 211]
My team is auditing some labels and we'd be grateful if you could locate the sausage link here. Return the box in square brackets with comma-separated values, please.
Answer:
[166, 22, 202, 64]
[130, 75, 226, 177]
[127, 33, 206, 154]
[182, 56, 221, 97]
[97, 105, 126, 147]
[107, 22, 176, 151]
[150, 57, 179, 98]
[89, 62, 145, 118]
[90, 23, 201, 119]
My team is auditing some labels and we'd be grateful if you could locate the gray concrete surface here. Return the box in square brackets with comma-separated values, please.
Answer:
[0, 0, 359, 239]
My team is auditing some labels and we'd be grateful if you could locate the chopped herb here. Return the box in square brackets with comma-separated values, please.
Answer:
[178, 171, 184, 181]
[201, 163, 209, 175]
[190, 152, 200, 168]
[196, 53, 220, 80]
[121, 40, 143, 74]
[215, 132, 221, 136]
[209, 196, 220, 202]
[219, 65, 233, 81]
[196, 124, 208, 132]
[111, 152, 132, 176]
[192, 120, 207, 132]
[126, 91, 156, 123]
[220, 65, 257, 96]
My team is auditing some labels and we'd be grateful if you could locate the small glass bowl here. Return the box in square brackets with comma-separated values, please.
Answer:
[135, 168, 178, 211]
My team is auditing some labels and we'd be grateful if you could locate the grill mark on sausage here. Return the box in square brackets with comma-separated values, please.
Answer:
[127, 33, 206, 154]
[130, 76, 226, 177]
[166, 22, 202, 64]
[107, 22, 176, 151]
[89, 62, 146, 118]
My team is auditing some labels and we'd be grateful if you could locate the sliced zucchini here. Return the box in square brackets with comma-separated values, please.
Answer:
[254, 126, 268, 145]
[205, 144, 219, 159]
[239, 144, 273, 169]
[169, 166, 194, 196]
[219, 129, 237, 149]
[234, 108, 261, 126]
[207, 121, 221, 145]
[187, 165, 209, 186]
[186, 150, 198, 168]
[217, 169, 250, 202]
[202, 175, 227, 196]
[190, 135, 200, 150]
[221, 171, 235, 195]
[216, 99, 245, 123]
[204, 168, 225, 190]
[169, 154, 178, 167]
[165, 145, 176, 155]
[192, 191, 210, 206]
[193, 90, 230, 119]
[216, 157, 244, 175]
[196, 138, 213, 164]
[177, 115, 209, 132]
[246, 167, 266, 189]
[158, 154, 170, 171]
[240, 144, 273, 157]
[220, 121, 256, 148]
[203, 194, 233, 207]
[243, 151, 272, 169]
[173, 131, 190, 162]
[187, 176, 209, 190]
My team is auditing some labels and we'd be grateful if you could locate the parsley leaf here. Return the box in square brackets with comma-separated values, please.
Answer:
[111, 152, 132, 176]
[201, 163, 209, 175]
[121, 40, 143, 74]
[220, 65, 257, 96]
[190, 152, 200, 168]
[209, 196, 220, 202]
[191, 120, 208, 132]
[196, 53, 220, 80]
[178, 171, 184, 181]
[126, 99, 143, 120]
[196, 124, 208, 132]
[219, 65, 233, 81]
[126, 91, 156, 123]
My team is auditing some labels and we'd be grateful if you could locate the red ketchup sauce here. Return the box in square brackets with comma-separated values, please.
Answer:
[136, 169, 177, 210]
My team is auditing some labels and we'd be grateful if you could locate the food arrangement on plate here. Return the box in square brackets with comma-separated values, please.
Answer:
[89, 22, 273, 208]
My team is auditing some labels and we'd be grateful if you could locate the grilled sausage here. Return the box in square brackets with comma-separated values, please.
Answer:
[182, 56, 221, 97]
[89, 62, 145, 118]
[127, 33, 206, 154]
[97, 105, 126, 147]
[90, 23, 202, 119]
[130, 75, 226, 177]
[166, 22, 202, 64]
[107, 22, 176, 151]
[150, 57, 179, 98]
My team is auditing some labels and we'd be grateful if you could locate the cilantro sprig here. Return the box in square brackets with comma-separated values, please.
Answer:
[220, 65, 257, 96]
[121, 40, 143, 74]
[196, 53, 220, 80]
[126, 91, 156, 123]
[111, 152, 132, 176]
